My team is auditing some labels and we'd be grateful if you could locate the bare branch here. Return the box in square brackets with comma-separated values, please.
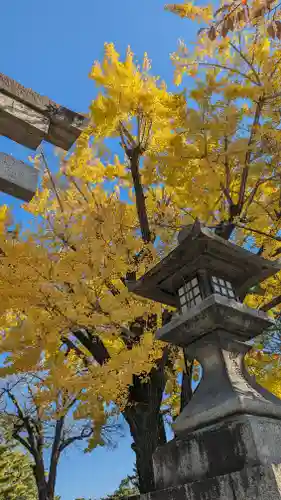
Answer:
[235, 223, 281, 243]
[3, 387, 38, 459]
[119, 121, 136, 149]
[58, 426, 93, 453]
[46, 216, 77, 252]
[238, 96, 264, 211]
[261, 294, 281, 312]
[12, 430, 33, 454]
[41, 152, 64, 214]
[66, 175, 89, 204]
[195, 62, 261, 86]
[229, 41, 261, 85]
[128, 150, 152, 243]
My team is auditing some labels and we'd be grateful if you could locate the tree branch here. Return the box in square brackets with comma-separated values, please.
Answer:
[58, 426, 93, 453]
[119, 121, 153, 244]
[229, 41, 261, 85]
[4, 388, 38, 460]
[238, 96, 264, 211]
[62, 336, 89, 367]
[261, 294, 281, 312]
[41, 152, 64, 214]
[235, 223, 281, 243]
[12, 429, 33, 454]
[73, 329, 110, 365]
[196, 62, 260, 86]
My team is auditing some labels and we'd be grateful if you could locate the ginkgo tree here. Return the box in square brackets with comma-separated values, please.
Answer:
[1, 6, 281, 496]
[0, 177, 172, 493]
[0, 47, 189, 494]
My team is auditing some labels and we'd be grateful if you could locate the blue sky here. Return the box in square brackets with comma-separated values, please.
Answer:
[0, 1, 200, 498]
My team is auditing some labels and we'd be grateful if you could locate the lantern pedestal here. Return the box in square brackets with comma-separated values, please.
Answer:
[153, 415, 281, 492]
[174, 336, 281, 434]
[152, 334, 281, 492]
[141, 463, 281, 500]
[151, 293, 281, 498]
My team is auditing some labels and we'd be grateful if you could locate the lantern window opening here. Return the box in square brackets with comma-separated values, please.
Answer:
[211, 276, 236, 299]
[178, 275, 202, 312]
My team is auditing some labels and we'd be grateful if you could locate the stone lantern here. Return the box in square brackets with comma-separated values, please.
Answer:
[129, 221, 281, 500]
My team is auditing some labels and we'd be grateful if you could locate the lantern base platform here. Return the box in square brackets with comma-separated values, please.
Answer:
[139, 463, 281, 500]
[153, 414, 281, 491]
[155, 294, 273, 346]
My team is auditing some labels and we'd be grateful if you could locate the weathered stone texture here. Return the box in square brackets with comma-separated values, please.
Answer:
[0, 73, 88, 150]
[153, 415, 281, 491]
[0, 92, 50, 149]
[128, 222, 281, 307]
[136, 464, 281, 500]
[173, 336, 281, 435]
[155, 294, 273, 346]
[0, 153, 39, 201]
[121, 495, 140, 499]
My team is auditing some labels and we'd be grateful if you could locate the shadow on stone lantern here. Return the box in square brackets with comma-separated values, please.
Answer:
[128, 220, 281, 499]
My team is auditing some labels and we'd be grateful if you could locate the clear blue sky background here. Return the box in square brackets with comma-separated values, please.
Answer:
[0, 1, 200, 498]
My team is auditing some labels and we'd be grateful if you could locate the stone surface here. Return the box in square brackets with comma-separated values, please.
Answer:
[171, 335, 281, 434]
[155, 294, 273, 346]
[138, 464, 281, 500]
[0, 153, 39, 201]
[0, 73, 88, 150]
[128, 221, 281, 306]
[153, 414, 281, 490]
[0, 92, 50, 149]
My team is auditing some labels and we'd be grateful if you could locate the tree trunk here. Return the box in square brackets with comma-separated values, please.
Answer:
[47, 456, 59, 500]
[47, 417, 64, 500]
[33, 461, 51, 500]
[180, 353, 193, 412]
[38, 489, 51, 500]
[129, 150, 152, 244]
[123, 358, 168, 494]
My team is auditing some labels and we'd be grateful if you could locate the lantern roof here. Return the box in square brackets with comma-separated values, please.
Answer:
[127, 221, 281, 307]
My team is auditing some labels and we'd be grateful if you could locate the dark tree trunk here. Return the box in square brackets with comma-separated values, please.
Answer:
[38, 489, 51, 500]
[33, 461, 50, 500]
[47, 417, 64, 500]
[47, 457, 59, 500]
[129, 150, 152, 244]
[180, 353, 193, 412]
[123, 355, 168, 494]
